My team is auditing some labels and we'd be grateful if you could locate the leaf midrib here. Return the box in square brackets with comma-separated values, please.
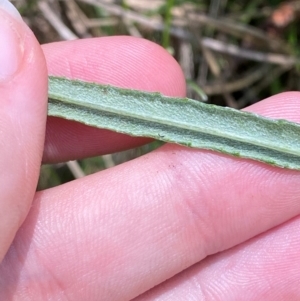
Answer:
[49, 93, 297, 156]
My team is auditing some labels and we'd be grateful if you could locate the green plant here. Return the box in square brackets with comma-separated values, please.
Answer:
[49, 76, 300, 170]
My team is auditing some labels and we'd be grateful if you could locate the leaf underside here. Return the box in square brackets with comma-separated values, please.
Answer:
[48, 76, 300, 170]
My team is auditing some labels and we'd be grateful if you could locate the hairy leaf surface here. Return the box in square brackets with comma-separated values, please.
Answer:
[48, 76, 300, 170]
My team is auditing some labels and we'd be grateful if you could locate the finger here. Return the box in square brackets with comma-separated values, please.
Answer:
[1, 92, 300, 300]
[244, 91, 300, 122]
[42, 37, 186, 163]
[0, 2, 47, 261]
[134, 216, 300, 301]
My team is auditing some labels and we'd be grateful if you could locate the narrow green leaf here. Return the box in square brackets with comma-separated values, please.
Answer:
[48, 76, 300, 170]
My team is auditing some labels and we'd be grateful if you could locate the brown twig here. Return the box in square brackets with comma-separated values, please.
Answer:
[38, 0, 78, 40]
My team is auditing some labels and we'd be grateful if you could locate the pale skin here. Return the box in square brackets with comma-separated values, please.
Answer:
[0, 8, 300, 301]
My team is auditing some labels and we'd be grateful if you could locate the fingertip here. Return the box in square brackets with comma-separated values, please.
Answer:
[103, 36, 187, 97]
[245, 91, 300, 123]
[43, 36, 186, 97]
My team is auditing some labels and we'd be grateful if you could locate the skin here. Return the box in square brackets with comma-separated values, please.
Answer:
[1, 9, 300, 301]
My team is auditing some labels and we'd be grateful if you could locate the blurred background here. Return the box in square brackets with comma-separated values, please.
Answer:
[11, 0, 300, 189]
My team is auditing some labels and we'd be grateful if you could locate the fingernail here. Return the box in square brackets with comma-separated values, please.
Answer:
[0, 0, 22, 21]
[0, 0, 24, 82]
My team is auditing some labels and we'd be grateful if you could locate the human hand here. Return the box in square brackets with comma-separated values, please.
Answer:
[1, 2, 300, 300]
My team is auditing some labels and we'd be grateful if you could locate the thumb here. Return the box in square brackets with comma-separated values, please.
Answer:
[0, 1, 47, 260]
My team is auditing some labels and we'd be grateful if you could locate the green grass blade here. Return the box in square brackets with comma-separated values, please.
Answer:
[48, 76, 300, 170]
